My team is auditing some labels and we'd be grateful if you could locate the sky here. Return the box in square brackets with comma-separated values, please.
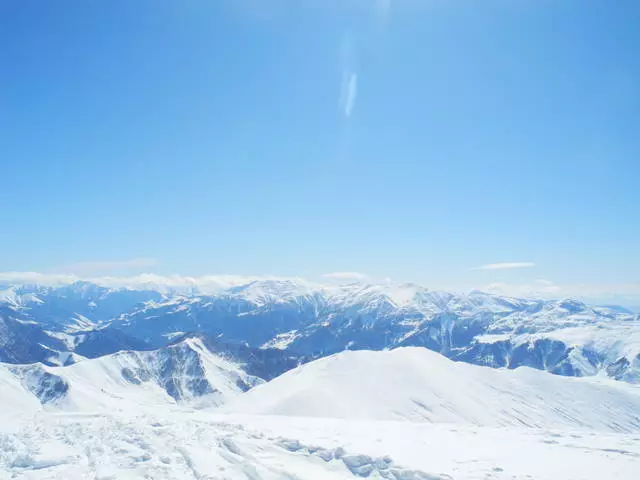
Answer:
[1, 0, 639, 306]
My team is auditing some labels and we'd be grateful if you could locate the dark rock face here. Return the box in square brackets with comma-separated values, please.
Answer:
[2, 281, 639, 383]
[9, 364, 69, 404]
[173, 333, 310, 381]
[14, 282, 163, 332]
[0, 307, 68, 365]
[156, 342, 215, 400]
[607, 357, 631, 379]
[73, 328, 153, 359]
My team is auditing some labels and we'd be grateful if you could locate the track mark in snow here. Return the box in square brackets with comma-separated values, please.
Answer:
[176, 446, 204, 480]
[274, 436, 452, 479]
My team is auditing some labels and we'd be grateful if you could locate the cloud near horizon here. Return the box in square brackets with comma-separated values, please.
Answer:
[1, 272, 639, 309]
[475, 262, 536, 270]
[481, 280, 640, 305]
[0, 272, 289, 291]
[55, 258, 158, 275]
[321, 271, 369, 280]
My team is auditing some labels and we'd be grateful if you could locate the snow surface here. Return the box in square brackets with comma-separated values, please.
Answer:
[222, 347, 640, 432]
[0, 367, 42, 430]
[2, 347, 640, 479]
[1, 409, 639, 479]
[218, 415, 640, 480]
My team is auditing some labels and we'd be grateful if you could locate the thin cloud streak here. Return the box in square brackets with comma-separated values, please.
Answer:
[375, 0, 392, 28]
[475, 262, 536, 270]
[55, 258, 158, 275]
[322, 271, 368, 280]
[0, 272, 303, 292]
[0, 271, 81, 286]
[344, 73, 358, 117]
[481, 280, 640, 305]
[1, 272, 639, 307]
[339, 33, 358, 119]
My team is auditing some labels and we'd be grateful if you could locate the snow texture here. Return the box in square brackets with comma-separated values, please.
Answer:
[2, 347, 640, 479]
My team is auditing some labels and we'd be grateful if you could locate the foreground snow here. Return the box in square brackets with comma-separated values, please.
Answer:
[2, 410, 639, 480]
[3, 347, 640, 479]
[218, 414, 640, 480]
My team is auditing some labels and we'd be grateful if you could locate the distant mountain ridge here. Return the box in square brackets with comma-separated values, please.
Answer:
[1, 279, 639, 383]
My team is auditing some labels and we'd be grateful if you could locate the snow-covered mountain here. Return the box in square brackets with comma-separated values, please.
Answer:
[107, 281, 640, 383]
[0, 281, 162, 332]
[0, 304, 152, 366]
[2, 279, 639, 383]
[223, 347, 640, 432]
[0, 305, 76, 365]
[3, 345, 640, 479]
[1, 336, 271, 413]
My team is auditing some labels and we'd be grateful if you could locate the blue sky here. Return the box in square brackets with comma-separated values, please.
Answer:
[1, 0, 639, 303]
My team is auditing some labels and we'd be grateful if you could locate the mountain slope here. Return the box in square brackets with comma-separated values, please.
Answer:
[169, 333, 310, 381]
[0, 305, 153, 366]
[3, 279, 639, 383]
[1, 337, 265, 412]
[0, 282, 163, 332]
[224, 347, 640, 433]
[0, 306, 71, 365]
[0, 365, 43, 424]
[109, 282, 640, 383]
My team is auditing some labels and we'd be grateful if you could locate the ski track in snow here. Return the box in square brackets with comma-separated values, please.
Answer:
[1, 411, 640, 479]
[2, 347, 640, 479]
[0, 411, 453, 479]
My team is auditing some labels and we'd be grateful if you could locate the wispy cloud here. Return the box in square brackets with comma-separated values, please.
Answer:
[342, 73, 358, 117]
[482, 279, 562, 298]
[475, 262, 535, 270]
[322, 271, 368, 281]
[55, 258, 158, 275]
[0, 272, 302, 292]
[0, 259, 159, 285]
[337, 1, 390, 123]
[375, 0, 392, 28]
[1, 271, 639, 309]
[0, 271, 81, 286]
[480, 280, 640, 306]
[339, 33, 358, 118]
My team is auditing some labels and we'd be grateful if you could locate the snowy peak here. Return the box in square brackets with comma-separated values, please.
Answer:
[224, 278, 319, 304]
[1, 337, 265, 412]
[2, 279, 639, 384]
[0, 306, 70, 365]
[224, 347, 640, 433]
[0, 281, 164, 332]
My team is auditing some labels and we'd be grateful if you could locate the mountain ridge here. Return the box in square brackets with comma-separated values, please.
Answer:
[1, 336, 267, 413]
[2, 279, 639, 383]
[222, 346, 640, 433]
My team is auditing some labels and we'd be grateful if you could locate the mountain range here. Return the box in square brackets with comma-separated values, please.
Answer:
[2, 279, 639, 384]
[2, 278, 640, 479]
